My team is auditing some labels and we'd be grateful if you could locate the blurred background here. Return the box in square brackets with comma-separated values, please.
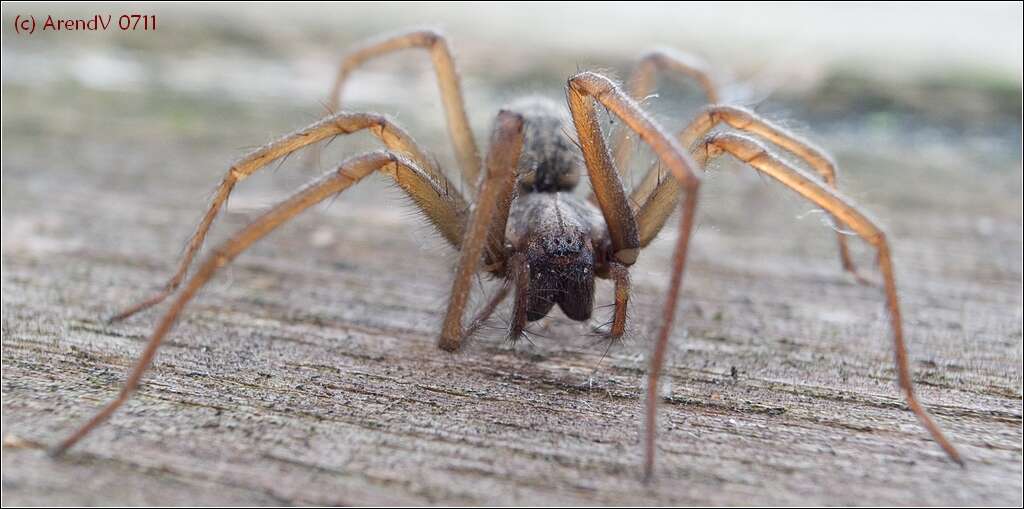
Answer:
[3, 1, 1021, 268]
[4, 3, 1021, 127]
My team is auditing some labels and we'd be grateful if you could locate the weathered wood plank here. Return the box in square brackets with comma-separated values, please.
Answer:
[2, 46, 1021, 505]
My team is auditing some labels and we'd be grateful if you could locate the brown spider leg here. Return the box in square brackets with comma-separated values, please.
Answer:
[463, 280, 513, 341]
[632, 105, 867, 283]
[610, 48, 719, 179]
[644, 192, 699, 482]
[695, 132, 963, 466]
[565, 71, 702, 481]
[109, 112, 462, 322]
[607, 262, 630, 339]
[319, 29, 481, 190]
[439, 111, 524, 351]
[508, 253, 530, 342]
[52, 151, 462, 456]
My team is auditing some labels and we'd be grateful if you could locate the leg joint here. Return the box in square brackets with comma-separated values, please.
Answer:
[704, 104, 753, 129]
[639, 49, 670, 68]
[227, 165, 246, 182]
[568, 71, 613, 98]
[411, 28, 445, 48]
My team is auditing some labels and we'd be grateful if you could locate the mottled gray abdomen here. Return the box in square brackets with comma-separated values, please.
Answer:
[501, 96, 584, 193]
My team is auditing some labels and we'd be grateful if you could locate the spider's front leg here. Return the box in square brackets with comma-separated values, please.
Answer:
[565, 71, 702, 481]
[438, 110, 524, 351]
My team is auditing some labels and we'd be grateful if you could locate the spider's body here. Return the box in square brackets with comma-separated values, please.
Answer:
[502, 97, 609, 327]
[507, 191, 606, 323]
[53, 30, 962, 481]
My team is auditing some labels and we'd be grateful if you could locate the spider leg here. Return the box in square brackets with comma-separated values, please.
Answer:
[463, 279, 512, 341]
[610, 48, 719, 178]
[110, 113, 462, 322]
[565, 71, 702, 481]
[644, 192, 699, 482]
[695, 132, 963, 466]
[633, 105, 867, 283]
[507, 253, 530, 343]
[607, 262, 630, 339]
[320, 29, 481, 191]
[53, 150, 454, 455]
[439, 111, 524, 351]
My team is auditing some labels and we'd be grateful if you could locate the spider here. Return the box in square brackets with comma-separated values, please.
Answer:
[51, 29, 962, 480]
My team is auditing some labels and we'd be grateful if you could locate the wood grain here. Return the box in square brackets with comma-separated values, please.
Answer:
[2, 68, 1021, 505]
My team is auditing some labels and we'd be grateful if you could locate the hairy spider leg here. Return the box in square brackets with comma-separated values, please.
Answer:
[633, 104, 866, 282]
[109, 113, 459, 322]
[439, 110, 524, 351]
[53, 150, 465, 455]
[610, 48, 719, 180]
[692, 131, 963, 466]
[607, 262, 631, 338]
[566, 71, 702, 481]
[319, 29, 481, 192]
[508, 253, 530, 342]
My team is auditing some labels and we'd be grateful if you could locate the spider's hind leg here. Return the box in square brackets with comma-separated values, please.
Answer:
[610, 48, 719, 180]
[633, 104, 870, 283]
[319, 29, 481, 191]
[695, 131, 963, 466]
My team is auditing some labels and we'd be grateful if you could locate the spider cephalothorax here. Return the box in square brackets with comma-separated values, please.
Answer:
[52, 29, 963, 481]
[512, 192, 600, 323]
[503, 97, 609, 327]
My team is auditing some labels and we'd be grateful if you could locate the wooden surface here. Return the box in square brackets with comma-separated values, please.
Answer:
[2, 46, 1022, 505]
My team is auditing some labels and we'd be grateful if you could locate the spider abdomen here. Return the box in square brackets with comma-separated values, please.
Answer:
[506, 96, 585, 193]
